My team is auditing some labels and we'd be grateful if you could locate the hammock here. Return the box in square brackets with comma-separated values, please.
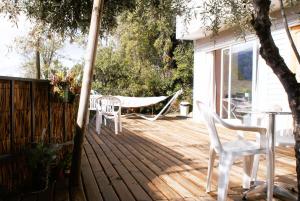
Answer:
[115, 95, 167, 108]
[122, 89, 183, 121]
[89, 89, 183, 121]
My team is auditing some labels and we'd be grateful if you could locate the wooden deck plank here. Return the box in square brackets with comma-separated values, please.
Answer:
[86, 132, 153, 201]
[126, 118, 292, 187]
[89, 130, 168, 201]
[119, 130, 207, 197]
[97, 127, 195, 199]
[83, 141, 120, 201]
[81, 116, 297, 201]
[52, 179, 69, 201]
[85, 135, 137, 201]
[81, 147, 103, 201]
[97, 128, 183, 200]
[123, 119, 243, 195]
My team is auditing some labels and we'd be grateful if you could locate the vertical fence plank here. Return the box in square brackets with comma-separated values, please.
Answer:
[33, 82, 50, 142]
[13, 81, 31, 152]
[0, 80, 11, 154]
[30, 81, 35, 143]
[10, 80, 14, 153]
[48, 84, 51, 143]
[63, 102, 66, 142]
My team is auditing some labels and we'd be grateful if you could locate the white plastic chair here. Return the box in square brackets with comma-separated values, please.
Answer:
[95, 96, 122, 134]
[86, 94, 102, 125]
[196, 101, 273, 201]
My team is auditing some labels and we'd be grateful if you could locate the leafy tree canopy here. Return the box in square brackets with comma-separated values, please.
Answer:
[1, 0, 187, 37]
[187, 0, 300, 38]
[93, 0, 193, 102]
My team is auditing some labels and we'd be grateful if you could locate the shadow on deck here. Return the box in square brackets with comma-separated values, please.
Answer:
[81, 116, 297, 201]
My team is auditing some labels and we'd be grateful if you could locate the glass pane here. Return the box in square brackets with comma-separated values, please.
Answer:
[230, 43, 253, 119]
[221, 49, 230, 118]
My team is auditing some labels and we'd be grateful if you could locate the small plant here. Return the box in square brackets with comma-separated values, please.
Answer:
[26, 129, 59, 192]
[57, 152, 72, 176]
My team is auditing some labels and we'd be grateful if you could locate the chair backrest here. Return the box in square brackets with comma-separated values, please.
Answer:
[96, 96, 121, 114]
[196, 101, 223, 153]
[89, 95, 102, 110]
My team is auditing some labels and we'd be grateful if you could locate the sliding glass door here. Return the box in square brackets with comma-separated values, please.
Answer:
[219, 42, 255, 119]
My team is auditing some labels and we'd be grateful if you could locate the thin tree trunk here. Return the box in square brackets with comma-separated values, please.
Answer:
[69, 0, 104, 200]
[251, 0, 300, 197]
[36, 49, 41, 79]
[279, 0, 300, 65]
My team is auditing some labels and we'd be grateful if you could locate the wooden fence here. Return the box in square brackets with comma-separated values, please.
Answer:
[0, 76, 78, 193]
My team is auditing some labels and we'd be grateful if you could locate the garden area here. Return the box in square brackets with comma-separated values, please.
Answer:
[0, 76, 78, 200]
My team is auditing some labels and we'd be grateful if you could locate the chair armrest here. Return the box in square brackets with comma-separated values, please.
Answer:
[217, 118, 268, 149]
[216, 116, 267, 135]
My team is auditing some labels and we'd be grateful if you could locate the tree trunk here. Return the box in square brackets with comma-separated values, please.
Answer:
[251, 0, 300, 198]
[36, 49, 41, 79]
[69, 0, 104, 200]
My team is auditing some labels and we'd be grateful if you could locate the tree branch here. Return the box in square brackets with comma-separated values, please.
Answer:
[279, 0, 300, 65]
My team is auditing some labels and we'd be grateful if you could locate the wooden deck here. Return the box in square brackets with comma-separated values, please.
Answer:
[82, 116, 297, 201]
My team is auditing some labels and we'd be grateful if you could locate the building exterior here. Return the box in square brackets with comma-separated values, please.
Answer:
[176, 1, 300, 131]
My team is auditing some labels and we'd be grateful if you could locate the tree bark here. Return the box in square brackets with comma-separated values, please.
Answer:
[69, 0, 104, 200]
[251, 0, 300, 197]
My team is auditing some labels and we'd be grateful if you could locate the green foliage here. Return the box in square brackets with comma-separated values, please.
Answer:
[26, 129, 58, 171]
[93, 0, 193, 102]
[1, 0, 187, 37]
[25, 129, 64, 191]
[172, 42, 194, 102]
[4, 0, 137, 37]
[93, 47, 132, 95]
[186, 0, 299, 38]
[27, 143, 57, 170]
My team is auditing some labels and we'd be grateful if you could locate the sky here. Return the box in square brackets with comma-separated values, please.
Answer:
[0, 14, 85, 78]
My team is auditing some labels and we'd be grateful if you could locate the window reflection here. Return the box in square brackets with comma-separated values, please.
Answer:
[221, 43, 253, 119]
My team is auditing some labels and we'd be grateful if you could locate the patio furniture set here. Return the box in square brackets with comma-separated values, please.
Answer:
[197, 101, 296, 201]
[88, 92, 296, 201]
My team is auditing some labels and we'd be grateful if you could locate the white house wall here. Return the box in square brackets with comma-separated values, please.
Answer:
[256, 29, 290, 112]
[192, 26, 299, 123]
[193, 48, 214, 121]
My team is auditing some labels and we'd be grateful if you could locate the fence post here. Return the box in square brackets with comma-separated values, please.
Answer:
[9, 80, 14, 151]
[48, 83, 52, 143]
[63, 102, 66, 142]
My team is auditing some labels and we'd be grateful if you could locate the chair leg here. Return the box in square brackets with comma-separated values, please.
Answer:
[251, 154, 260, 182]
[217, 154, 233, 201]
[96, 112, 102, 134]
[114, 116, 118, 134]
[86, 110, 90, 125]
[242, 155, 254, 189]
[118, 114, 122, 132]
[206, 147, 216, 192]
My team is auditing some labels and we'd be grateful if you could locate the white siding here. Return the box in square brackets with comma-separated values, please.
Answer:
[256, 29, 290, 112]
[193, 49, 214, 121]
